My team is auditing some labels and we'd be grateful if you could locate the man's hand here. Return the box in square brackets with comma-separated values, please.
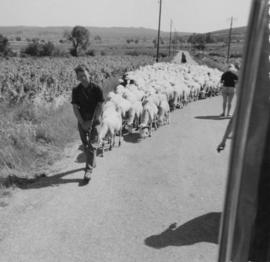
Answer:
[81, 120, 93, 131]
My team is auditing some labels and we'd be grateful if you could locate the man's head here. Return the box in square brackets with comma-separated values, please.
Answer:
[228, 63, 237, 72]
[74, 64, 90, 86]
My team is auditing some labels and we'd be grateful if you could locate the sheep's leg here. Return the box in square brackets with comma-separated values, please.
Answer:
[149, 120, 152, 137]
[167, 112, 170, 125]
[109, 136, 112, 151]
[101, 141, 105, 157]
[152, 116, 157, 130]
[118, 126, 122, 147]
[112, 133, 116, 148]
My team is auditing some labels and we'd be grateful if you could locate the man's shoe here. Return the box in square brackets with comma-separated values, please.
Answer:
[219, 113, 225, 117]
[84, 169, 92, 181]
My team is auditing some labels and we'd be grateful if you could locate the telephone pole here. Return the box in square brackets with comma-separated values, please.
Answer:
[156, 0, 162, 62]
[169, 19, 173, 56]
[226, 16, 237, 63]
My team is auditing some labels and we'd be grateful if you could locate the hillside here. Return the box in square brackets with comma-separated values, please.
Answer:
[0, 26, 191, 43]
[208, 26, 246, 42]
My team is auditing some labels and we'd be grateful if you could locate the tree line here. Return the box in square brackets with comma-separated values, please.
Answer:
[0, 26, 236, 57]
[0, 26, 100, 57]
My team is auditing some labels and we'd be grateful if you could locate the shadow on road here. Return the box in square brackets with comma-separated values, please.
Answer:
[123, 132, 142, 143]
[144, 212, 221, 249]
[8, 168, 85, 189]
[76, 149, 106, 164]
[76, 152, 86, 163]
[195, 115, 231, 120]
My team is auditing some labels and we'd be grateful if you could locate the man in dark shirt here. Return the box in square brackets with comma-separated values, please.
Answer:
[220, 64, 238, 117]
[71, 64, 105, 181]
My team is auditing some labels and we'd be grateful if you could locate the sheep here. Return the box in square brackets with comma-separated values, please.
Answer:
[98, 101, 122, 157]
[157, 93, 170, 126]
[139, 95, 158, 138]
[107, 91, 131, 119]
[126, 100, 143, 133]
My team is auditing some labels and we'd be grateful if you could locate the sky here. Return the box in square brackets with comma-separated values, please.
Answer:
[0, 0, 253, 33]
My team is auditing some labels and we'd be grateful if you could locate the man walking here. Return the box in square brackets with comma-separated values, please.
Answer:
[71, 64, 105, 181]
[220, 64, 238, 117]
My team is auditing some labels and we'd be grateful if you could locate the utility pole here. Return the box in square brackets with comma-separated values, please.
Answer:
[156, 0, 162, 62]
[169, 19, 172, 56]
[172, 29, 176, 56]
[226, 16, 237, 64]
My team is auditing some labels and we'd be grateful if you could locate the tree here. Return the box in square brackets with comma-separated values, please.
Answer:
[64, 26, 90, 56]
[187, 33, 206, 50]
[205, 33, 216, 43]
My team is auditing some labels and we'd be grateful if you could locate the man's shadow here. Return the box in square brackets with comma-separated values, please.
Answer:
[7, 168, 88, 189]
[195, 115, 231, 120]
[144, 212, 221, 249]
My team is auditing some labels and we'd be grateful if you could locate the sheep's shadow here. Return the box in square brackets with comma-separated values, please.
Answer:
[144, 212, 221, 249]
[123, 132, 142, 143]
[195, 115, 231, 120]
[7, 168, 86, 189]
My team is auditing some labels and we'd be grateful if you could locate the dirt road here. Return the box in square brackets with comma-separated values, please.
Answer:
[0, 95, 232, 262]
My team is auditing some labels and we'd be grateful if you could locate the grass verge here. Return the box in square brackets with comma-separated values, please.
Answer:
[0, 100, 78, 188]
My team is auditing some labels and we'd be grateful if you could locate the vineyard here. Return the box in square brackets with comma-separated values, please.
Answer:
[0, 55, 157, 105]
[0, 55, 158, 182]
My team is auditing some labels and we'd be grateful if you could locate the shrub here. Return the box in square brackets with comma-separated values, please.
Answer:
[159, 52, 168, 58]
[125, 50, 140, 56]
[86, 49, 96, 56]
[100, 50, 106, 56]
[23, 41, 43, 56]
[209, 52, 224, 57]
[42, 41, 56, 56]
[230, 53, 242, 58]
[0, 34, 10, 54]
[23, 41, 61, 57]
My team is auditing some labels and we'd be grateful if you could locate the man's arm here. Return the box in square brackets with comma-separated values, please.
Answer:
[93, 102, 104, 123]
[72, 104, 91, 131]
[72, 104, 84, 125]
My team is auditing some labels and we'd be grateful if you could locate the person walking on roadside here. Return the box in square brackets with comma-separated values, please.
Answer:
[71, 64, 105, 181]
[220, 64, 238, 117]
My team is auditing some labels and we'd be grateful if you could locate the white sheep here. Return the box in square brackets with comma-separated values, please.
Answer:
[98, 101, 122, 157]
[157, 93, 170, 126]
[139, 95, 158, 138]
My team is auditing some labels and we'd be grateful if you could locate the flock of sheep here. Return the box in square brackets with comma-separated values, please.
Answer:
[97, 60, 222, 156]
